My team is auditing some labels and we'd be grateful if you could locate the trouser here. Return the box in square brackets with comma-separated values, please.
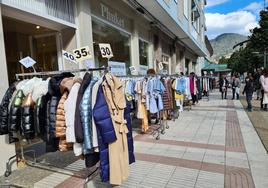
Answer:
[261, 90, 268, 109]
[221, 90, 227, 99]
[246, 92, 253, 110]
[232, 88, 235, 99]
[256, 89, 261, 99]
[191, 94, 197, 104]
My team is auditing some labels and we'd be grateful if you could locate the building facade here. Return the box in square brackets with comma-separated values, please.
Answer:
[0, 0, 209, 174]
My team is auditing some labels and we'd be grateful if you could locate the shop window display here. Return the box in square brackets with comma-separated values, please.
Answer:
[139, 39, 149, 66]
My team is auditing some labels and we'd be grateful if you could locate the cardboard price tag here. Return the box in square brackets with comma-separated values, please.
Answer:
[62, 50, 77, 64]
[129, 66, 137, 75]
[19, 56, 36, 68]
[99, 43, 113, 58]
[73, 46, 92, 62]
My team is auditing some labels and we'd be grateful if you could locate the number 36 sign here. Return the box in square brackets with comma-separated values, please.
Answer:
[99, 43, 113, 58]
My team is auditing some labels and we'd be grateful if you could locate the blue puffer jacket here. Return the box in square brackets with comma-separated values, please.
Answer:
[93, 85, 135, 182]
[80, 78, 98, 154]
[93, 85, 117, 182]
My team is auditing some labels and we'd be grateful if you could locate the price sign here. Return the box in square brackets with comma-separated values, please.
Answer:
[99, 43, 113, 58]
[62, 50, 77, 64]
[73, 46, 92, 62]
[158, 62, 163, 70]
[19, 56, 36, 68]
[129, 66, 137, 75]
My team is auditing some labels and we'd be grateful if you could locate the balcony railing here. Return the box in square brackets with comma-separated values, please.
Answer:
[1, 0, 75, 23]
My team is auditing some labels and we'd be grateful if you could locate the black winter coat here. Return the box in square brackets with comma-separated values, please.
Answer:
[34, 95, 49, 138]
[0, 84, 16, 135]
[21, 94, 35, 140]
[46, 72, 73, 144]
[75, 73, 91, 143]
[9, 90, 25, 143]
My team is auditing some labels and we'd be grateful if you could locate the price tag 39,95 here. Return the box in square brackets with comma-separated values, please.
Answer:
[99, 43, 113, 59]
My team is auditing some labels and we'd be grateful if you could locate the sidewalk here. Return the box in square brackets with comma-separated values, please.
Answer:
[90, 92, 268, 188]
[1, 92, 268, 188]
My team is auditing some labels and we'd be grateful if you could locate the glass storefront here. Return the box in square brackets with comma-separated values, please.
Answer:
[92, 18, 131, 70]
[139, 39, 148, 66]
[3, 17, 59, 84]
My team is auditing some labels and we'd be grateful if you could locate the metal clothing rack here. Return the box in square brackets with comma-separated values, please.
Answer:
[15, 67, 108, 80]
[5, 67, 108, 180]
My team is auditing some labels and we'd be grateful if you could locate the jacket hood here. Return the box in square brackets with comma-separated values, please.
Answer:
[48, 72, 74, 96]
[60, 77, 74, 94]
[32, 78, 50, 102]
[22, 77, 42, 96]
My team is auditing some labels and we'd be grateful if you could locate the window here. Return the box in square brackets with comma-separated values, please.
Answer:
[183, 0, 189, 18]
[92, 18, 131, 70]
[139, 39, 149, 66]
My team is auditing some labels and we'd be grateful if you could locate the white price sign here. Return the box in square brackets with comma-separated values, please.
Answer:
[73, 46, 92, 62]
[158, 62, 163, 70]
[19, 56, 36, 68]
[99, 43, 113, 58]
[129, 66, 137, 75]
[62, 50, 77, 64]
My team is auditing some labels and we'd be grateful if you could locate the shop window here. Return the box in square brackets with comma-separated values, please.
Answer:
[162, 54, 170, 74]
[2, 17, 59, 84]
[139, 39, 149, 66]
[92, 18, 131, 71]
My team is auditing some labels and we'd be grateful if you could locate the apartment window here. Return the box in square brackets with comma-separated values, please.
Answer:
[139, 39, 149, 66]
[183, 0, 189, 18]
[191, 0, 200, 32]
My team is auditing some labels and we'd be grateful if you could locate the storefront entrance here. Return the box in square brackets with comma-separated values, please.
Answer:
[3, 17, 59, 84]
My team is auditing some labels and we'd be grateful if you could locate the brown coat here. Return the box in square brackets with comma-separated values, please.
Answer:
[102, 73, 129, 185]
[56, 78, 74, 151]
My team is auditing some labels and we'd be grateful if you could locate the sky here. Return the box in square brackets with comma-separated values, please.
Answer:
[205, 0, 268, 39]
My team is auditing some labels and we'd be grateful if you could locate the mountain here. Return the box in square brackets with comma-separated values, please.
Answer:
[210, 33, 248, 63]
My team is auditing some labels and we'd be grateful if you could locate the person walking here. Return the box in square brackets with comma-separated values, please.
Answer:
[243, 75, 254, 112]
[254, 68, 262, 100]
[231, 76, 236, 100]
[219, 75, 228, 99]
[234, 74, 241, 100]
[260, 69, 268, 111]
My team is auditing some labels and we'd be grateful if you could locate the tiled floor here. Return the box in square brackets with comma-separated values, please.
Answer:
[44, 92, 268, 188]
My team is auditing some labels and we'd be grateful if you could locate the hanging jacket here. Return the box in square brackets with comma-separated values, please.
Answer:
[75, 73, 91, 143]
[56, 77, 74, 151]
[8, 90, 25, 143]
[21, 93, 35, 139]
[80, 78, 98, 154]
[93, 85, 116, 182]
[47, 73, 73, 143]
[0, 83, 16, 135]
[124, 101, 135, 165]
[32, 79, 50, 138]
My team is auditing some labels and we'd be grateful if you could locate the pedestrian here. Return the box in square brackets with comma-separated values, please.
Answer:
[234, 74, 241, 100]
[243, 75, 254, 112]
[254, 68, 262, 100]
[260, 69, 268, 111]
[231, 75, 236, 100]
[219, 75, 228, 99]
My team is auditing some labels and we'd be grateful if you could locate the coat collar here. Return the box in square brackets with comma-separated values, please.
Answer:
[104, 73, 123, 90]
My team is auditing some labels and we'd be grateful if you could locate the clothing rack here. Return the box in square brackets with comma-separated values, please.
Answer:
[15, 67, 108, 80]
[6, 67, 109, 179]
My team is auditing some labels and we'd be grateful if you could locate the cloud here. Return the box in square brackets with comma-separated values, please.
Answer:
[205, 11, 258, 39]
[242, 1, 267, 15]
[206, 0, 230, 8]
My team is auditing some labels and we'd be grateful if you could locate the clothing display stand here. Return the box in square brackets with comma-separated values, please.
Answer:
[5, 67, 107, 179]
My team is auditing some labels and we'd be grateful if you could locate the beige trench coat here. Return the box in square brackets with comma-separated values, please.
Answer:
[102, 73, 129, 185]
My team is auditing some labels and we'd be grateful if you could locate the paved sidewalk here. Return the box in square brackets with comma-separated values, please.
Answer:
[88, 92, 268, 188]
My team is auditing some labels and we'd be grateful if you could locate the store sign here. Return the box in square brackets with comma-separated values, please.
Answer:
[62, 50, 77, 64]
[100, 3, 125, 28]
[108, 61, 126, 76]
[139, 65, 148, 75]
[99, 43, 113, 58]
[19, 56, 36, 68]
[73, 46, 92, 62]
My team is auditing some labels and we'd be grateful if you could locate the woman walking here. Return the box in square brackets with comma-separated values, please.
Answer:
[243, 75, 254, 112]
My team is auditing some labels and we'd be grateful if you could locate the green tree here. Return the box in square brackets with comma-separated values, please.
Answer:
[218, 56, 229, 64]
[228, 8, 268, 73]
